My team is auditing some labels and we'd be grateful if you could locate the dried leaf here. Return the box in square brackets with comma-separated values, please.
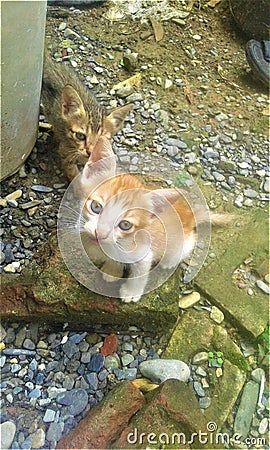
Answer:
[207, 0, 222, 7]
[150, 17, 164, 42]
[132, 378, 159, 393]
[112, 73, 141, 91]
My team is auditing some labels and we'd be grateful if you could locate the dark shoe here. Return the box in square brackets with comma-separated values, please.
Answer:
[246, 40, 270, 87]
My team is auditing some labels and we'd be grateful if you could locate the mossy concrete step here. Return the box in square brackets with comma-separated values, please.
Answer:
[195, 208, 268, 337]
[0, 236, 179, 333]
[163, 310, 246, 432]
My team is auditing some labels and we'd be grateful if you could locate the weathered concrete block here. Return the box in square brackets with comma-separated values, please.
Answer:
[0, 236, 179, 333]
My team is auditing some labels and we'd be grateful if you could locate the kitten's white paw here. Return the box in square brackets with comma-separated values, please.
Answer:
[120, 285, 142, 303]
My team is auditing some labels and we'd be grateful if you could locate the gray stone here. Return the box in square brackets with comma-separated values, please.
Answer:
[167, 146, 179, 157]
[46, 422, 64, 442]
[113, 368, 137, 380]
[104, 354, 120, 369]
[56, 388, 88, 416]
[23, 338, 35, 350]
[62, 341, 79, 358]
[0, 324, 7, 340]
[196, 366, 207, 377]
[192, 352, 209, 365]
[258, 417, 268, 434]
[0, 421, 16, 449]
[251, 368, 265, 383]
[243, 189, 258, 198]
[85, 372, 98, 390]
[121, 354, 134, 366]
[212, 172, 225, 182]
[122, 342, 133, 352]
[199, 397, 211, 409]
[256, 280, 270, 294]
[193, 381, 205, 397]
[234, 381, 260, 439]
[139, 359, 190, 383]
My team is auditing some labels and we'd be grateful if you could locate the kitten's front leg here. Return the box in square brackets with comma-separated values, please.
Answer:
[101, 260, 123, 282]
[120, 253, 153, 303]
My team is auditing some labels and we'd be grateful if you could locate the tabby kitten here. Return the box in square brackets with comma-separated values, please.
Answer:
[42, 54, 132, 180]
[78, 137, 232, 303]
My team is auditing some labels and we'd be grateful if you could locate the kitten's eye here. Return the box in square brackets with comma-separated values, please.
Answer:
[75, 132, 86, 141]
[118, 220, 132, 231]
[90, 200, 103, 214]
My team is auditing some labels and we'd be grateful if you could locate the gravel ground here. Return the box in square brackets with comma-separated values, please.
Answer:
[0, 1, 269, 449]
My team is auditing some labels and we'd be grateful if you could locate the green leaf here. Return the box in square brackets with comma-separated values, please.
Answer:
[208, 351, 214, 358]
[216, 351, 223, 357]
[217, 357, 223, 364]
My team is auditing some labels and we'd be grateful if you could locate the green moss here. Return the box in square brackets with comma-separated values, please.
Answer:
[250, 116, 269, 134]
[226, 351, 249, 373]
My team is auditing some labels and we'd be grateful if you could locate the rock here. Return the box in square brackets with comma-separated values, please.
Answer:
[85, 372, 98, 390]
[47, 422, 64, 442]
[251, 368, 265, 383]
[178, 291, 200, 309]
[62, 341, 79, 358]
[88, 353, 104, 372]
[234, 381, 260, 439]
[121, 354, 134, 366]
[56, 381, 144, 449]
[0, 324, 7, 340]
[210, 306, 224, 324]
[100, 333, 118, 356]
[243, 188, 258, 198]
[23, 338, 35, 350]
[192, 352, 209, 365]
[199, 397, 211, 409]
[258, 417, 268, 434]
[256, 279, 270, 294]
[139, 359, 190, 383]
[0, 421, 16, 449]
[56, 388, 88, 416]
[104, 354, 120, 370]
[43, 408, 56, 422]
[31, 185, 53, 193]
[30, 428, 45, 449]
[113, 368, 137, 381]
[263, 178, 270, 193]
[193, 381, 205, 397]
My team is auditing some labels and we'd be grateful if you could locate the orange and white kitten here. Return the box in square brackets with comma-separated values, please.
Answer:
[78, 138, 231, 303]
[42, 55, 132, 180]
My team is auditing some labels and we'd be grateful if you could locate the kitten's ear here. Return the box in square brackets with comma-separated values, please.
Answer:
[104, 103, 133, 136]
[146, 189, 181, 214]
[61, 85, 85, 118]
[81, 136, 116, 184]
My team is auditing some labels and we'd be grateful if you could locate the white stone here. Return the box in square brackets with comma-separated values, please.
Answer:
[210, 306, 224, 324]
[30, 428, 46, 448]
[0, 421, 16, 449]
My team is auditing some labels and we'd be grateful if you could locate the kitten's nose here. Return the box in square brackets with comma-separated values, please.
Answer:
[86, 148, 92, 156]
